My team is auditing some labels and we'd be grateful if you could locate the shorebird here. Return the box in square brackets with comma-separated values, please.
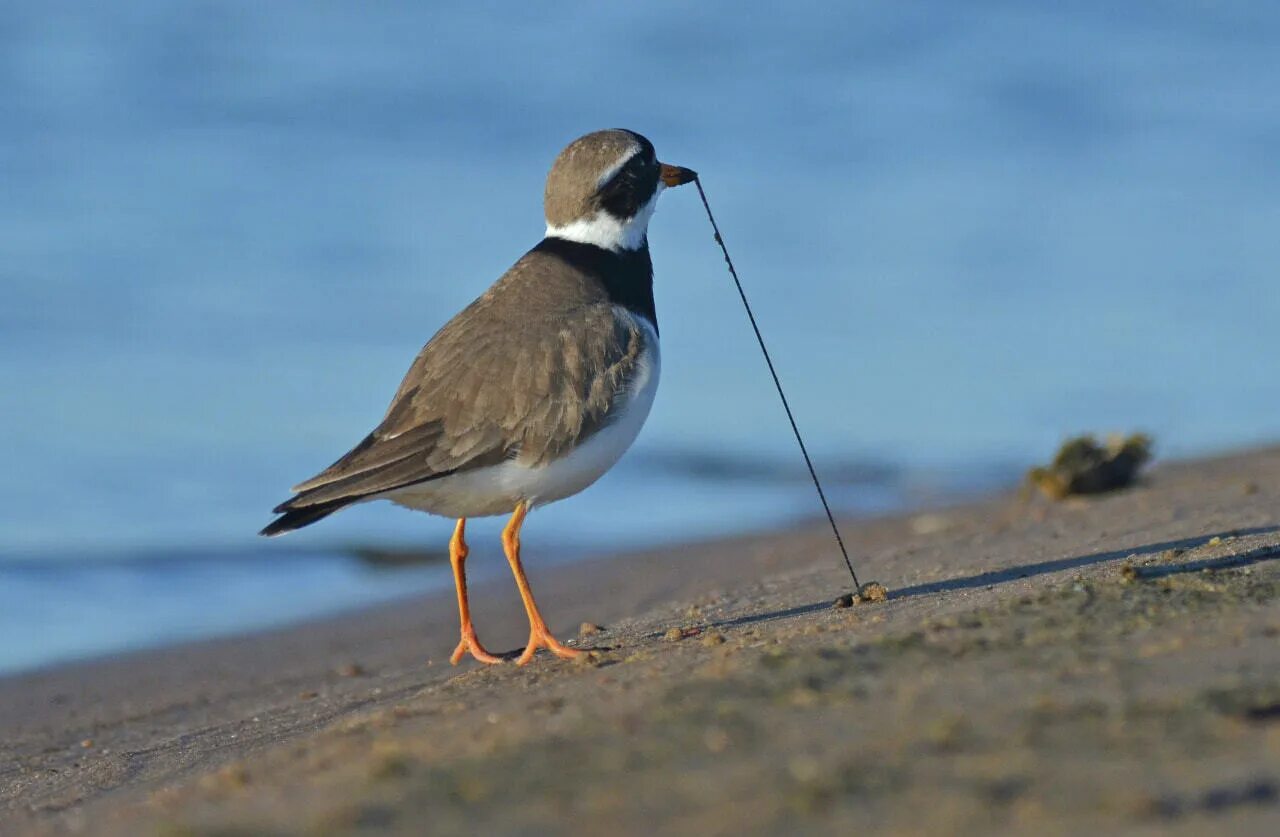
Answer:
[262, 129, 696, 665]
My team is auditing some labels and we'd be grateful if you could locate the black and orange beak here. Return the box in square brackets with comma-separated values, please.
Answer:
[659, 163, 698, 188]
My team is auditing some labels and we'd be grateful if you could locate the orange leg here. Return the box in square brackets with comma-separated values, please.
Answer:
[502, 502, 585, 666]
[448, 518, 503, 665]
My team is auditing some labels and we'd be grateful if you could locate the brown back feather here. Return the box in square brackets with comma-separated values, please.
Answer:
[282, 247, 648, 509]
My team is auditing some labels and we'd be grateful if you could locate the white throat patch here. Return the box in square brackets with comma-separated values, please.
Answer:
[546, 182, 664, 252]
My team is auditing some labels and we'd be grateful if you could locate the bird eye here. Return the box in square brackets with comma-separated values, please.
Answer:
[599, 154, 643, 191]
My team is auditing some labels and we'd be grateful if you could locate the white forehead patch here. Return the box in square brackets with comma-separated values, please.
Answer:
[595, 145, 641, 189]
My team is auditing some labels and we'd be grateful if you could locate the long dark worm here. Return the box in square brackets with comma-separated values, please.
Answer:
[693, 177, 862, 590]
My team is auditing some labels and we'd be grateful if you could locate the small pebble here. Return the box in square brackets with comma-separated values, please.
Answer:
[579, 622, 604, 637]
[703, 727, 731, 753]
[663, 627, 684, 641]
[788, 756, 821, 783]
[337, 663, 365, 678]
[369, 751, 412, 781]
[80, 739, 93, 749]
[857, 582, 889, 603]
[200, 764, 250, 791]
[701, 632, 726, 647]
[911, 513, 950, 535]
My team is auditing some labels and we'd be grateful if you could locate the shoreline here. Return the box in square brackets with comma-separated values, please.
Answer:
[3, 445, 1279, 834]
[0, 456, 994, 678]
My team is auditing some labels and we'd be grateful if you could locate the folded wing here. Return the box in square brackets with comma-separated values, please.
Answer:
[261, 298, 646, 535]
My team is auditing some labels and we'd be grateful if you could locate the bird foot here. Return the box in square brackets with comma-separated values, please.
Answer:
[516, 629, 585, 666]
[450, 631, 504, 665]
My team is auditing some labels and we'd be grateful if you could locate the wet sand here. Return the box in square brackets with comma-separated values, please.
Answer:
[3, 447, 1279, 835]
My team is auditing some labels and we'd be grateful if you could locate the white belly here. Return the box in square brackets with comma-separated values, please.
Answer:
[383, 316, 659, 519]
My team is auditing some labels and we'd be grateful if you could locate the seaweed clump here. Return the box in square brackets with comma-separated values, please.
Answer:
[832, 582, 889, 608]
[1027, 433, 1152, 500]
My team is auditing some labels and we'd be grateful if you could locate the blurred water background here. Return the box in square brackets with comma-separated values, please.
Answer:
[3, 2, 1278, 673]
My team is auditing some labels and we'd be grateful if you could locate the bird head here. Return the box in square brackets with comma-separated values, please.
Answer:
[544, 129, 695, 252]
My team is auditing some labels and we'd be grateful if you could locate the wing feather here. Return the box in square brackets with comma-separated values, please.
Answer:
[270, 250, 649, 523]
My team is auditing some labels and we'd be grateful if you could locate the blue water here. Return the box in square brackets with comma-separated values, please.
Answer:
[3, 2, 1279, 674]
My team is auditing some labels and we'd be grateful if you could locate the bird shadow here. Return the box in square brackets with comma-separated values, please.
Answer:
[707, 525, 1280, 632]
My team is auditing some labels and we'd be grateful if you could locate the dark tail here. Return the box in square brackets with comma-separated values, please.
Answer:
[259, 497, 349, 537]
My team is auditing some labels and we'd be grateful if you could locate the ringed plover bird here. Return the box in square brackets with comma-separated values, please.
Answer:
[262, 129, 696, 665]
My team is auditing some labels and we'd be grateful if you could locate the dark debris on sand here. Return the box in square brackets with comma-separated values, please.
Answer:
[1027, 433, 1153, 500]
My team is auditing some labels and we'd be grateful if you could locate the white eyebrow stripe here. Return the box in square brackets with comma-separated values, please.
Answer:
[595, 146, 640, 189]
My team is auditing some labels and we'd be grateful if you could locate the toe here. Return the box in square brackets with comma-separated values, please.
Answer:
[546, 641, 585, 660]
[451, 637, 504, 666]
[471, 646, 504, 665]
[516, 631, 585, 665]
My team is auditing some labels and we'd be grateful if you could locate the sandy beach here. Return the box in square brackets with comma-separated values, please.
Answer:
[2, 446, 1278, 835]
